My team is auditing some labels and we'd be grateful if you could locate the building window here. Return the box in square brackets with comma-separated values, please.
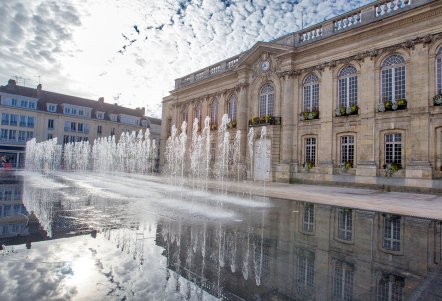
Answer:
[332, 260, 354, 301]
[63, 135, 69, 144]
[383, 215, 401, 251]
[8, 130, 16, 141]
[210, 142, 216, 164]
[97, 125, 102, 134]
[210, 98, 218, 124]
[381, 54, 406, 102]
[11, 98, 17, 106]
[97, 112, 104, 119]
[20, 100, 28, 108]
[111, 128, 115, 136]
[303, 74, 319, 112]
[26, 132, 33, 140]
[339, 66, 358, 108]
[19, 116, 26, 127]
[27, 116, 34, 128]
[437, 47, 442, 95]
[228, 94, 237, 122]
[70, 122, 76, 132]
[1, 113, 9, 125]
[296, 249, 315, 290]
[10, 114, 17, 126]
[78, 123, 84, 132]
[79, 110, 84, 116]
[29, 101, 36, 109]
[1, 129, 7, 140]
[180, 107, 188, 127]
[338, 208, 353, 241]
[48, 119, 54, 130]
[18, 131, 26, 142]
[305, 137, 316, 165]
[303, 204, 315, 232]
[259, 84, 275, 117]
[47, 133, 53, 140]
[377, 274, 404, 301]
[385, 133, 402, 166]
[340, 136, 355, 166]
[48, 104, 56, 112]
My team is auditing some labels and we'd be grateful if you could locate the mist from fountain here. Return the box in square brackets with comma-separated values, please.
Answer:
[25, 129, 157, 174]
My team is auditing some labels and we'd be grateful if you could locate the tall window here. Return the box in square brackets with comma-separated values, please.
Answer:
[437, 47, 442, 95]
[385, 133, 402, 165]
[332, 260, 354, 301]
[383, 215, 401, 251]
[381, 54, 406, 102]
[227, 94, 237, 121]
[1, 113, 9, 125]
[296, 249, 315, 290]
[339, 66, 358, 108]
[305, 137, 316, 165]
[338, 209, 353, 241]
[340, 136, 355, 165]
[210, 98, 218, 124]
[48, 119, 54, 130]
[194, 103, 202, 129]
[303, 74, 319, 112]
[377, 274, 404, 301]
[259, 84, 274, 117]
[303, 204, 315, 232]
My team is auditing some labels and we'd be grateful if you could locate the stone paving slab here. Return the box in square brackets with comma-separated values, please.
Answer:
[204, 180, 442, 220]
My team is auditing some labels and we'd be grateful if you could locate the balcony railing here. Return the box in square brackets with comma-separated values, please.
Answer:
[248, 116, 281, 127]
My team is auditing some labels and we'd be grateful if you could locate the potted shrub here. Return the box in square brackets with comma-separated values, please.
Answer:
[397, 99, 407, 109]
[350, 104, 358, 114]
[251, 116, 259, 125]
[228, 120, 237, 128]
[303, 112, 309, 120]
[344, 161, 353, 171]
[264, 115, 273, 123]
[383, 162, 401, 177]
[304, 161, 315, 170]
[434, 94, 442, 106]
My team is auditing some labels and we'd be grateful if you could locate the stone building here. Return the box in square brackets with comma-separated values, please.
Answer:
[0, 79, 160, 167]
[161, 0, 442, 188]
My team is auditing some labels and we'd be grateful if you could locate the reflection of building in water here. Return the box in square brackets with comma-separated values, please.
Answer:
[156, 200, 442, 301]
[0, 172, 48, 246]
[0, 178, 27, 237]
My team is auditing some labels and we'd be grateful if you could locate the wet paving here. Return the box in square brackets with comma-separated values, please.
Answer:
[0, 170, 441, 301]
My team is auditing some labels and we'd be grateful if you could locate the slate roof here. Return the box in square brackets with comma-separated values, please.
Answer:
[0, 80, 147, 120]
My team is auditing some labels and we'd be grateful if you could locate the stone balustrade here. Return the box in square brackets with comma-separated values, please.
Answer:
[175, 0, 433, 89]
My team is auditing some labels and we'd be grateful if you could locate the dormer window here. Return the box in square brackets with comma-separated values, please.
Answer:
[79, 110, 84, 116]
[109, 114, 117, 122]
[96, 112, 104, 119]
[64, 107, 71, 114]
[47, 104, 57, 112]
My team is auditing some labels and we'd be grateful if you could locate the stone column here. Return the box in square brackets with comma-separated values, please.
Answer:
[356, 57, 377, 177]
[275, 74, 294, 182]
[406, 43, 432, 179]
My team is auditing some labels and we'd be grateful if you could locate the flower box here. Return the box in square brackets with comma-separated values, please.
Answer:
[335, 105, 359, 117]
[300, 111, 319, 121]
[378, 99, 407, 112]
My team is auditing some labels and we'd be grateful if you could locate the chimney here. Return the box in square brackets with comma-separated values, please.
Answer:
[36, 83, 43, 98]
[7, 79, 16, 88]
[98, 97, 104, 103]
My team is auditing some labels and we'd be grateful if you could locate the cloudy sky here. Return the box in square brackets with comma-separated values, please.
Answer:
[0, 0, 371, 117]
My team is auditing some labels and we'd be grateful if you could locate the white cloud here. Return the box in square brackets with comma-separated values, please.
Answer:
[0, 0, 371, 117]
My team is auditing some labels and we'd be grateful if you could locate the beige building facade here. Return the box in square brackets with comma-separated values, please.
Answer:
[0, 80, 161, 167]
[162, 0, 442, 188]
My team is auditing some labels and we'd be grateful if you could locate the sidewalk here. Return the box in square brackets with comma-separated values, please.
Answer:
[204, 179, 442, 220]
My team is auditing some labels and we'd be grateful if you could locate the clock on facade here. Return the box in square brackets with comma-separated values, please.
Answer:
[261, 60, 270, 72]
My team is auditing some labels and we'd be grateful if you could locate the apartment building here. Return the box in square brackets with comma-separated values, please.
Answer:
[0, 79, 161, 167]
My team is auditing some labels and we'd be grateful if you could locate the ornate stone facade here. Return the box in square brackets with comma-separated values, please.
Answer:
[162, 0, 442, 188]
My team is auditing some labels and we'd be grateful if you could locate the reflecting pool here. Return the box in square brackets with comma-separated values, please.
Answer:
[1, 171, 441, 301]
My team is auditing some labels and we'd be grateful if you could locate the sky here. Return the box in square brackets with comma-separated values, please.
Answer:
[0, 0, 372, 117]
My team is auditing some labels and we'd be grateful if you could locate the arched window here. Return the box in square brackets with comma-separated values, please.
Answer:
[194, 103, 202, 129]
[437, 47, 442, 95]
[227, 94, 237, 121]
[338, 66, 358, 108]
[259, 84, 274, 117]
[303, 74, 319, 112]
[381, 54, 406, 102]
[210, 98, 218, 124]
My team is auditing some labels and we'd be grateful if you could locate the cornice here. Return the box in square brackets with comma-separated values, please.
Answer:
[278, 32, 441, 77]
